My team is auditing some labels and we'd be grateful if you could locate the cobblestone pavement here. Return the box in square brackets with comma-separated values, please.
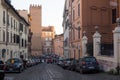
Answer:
[5, 63, 120, 80]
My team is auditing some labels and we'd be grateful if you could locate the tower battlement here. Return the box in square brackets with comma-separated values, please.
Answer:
[30, 4, 41, 9]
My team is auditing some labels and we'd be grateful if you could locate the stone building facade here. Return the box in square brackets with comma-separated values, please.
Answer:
[63, 0, 119, 59]
[62, 0, 70, 59]
[0, 0, 29, 61]
[41, 26, 55, 54]
[53, 34, 64, 57]
[63, 0, 120, 71]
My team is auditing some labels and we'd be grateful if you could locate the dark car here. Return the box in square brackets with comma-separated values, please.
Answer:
[75, 56, 99, 73]
[0, 60, 5, 80]
[57, 59, 64, 67]
[5, 58, 24, 73]
[68, 59, 77, 71]
[62, 58, 74, 69]
[46, 57, 53, 64]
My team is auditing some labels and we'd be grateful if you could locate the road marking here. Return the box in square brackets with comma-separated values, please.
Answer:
[4, 77, 14, 80]
[47, 70, 54, 80]
[48, 70, 55, 77]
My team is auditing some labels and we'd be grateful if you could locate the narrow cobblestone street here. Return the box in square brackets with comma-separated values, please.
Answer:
[5, 63, 120, 80]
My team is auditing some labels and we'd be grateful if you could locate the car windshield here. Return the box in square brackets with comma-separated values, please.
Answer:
[84, 57, 96, 62]
[6, 59, 20, 64]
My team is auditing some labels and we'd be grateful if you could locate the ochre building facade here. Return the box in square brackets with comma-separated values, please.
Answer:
[63, 0, 120, 59]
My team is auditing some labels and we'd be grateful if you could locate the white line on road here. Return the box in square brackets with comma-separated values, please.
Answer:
[47, 70, 54, 80]
[4, 77, 14, 80]
[48, 70, 55, 77]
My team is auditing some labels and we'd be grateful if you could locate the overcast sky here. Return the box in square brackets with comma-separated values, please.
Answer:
[11, 0, 65, 34]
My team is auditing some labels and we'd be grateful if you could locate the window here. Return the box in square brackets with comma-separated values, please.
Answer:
[11, 17, 13, 28]
[78, 4, 80, 16]
[16, 22, 17, 31]
[11, 33, 12, 43]
[7, 14, 9, 25]
[73, 10, 75, 21]
[14, 34, 16, 43]
[73, 29, 75, 40]
[64, 38, 68, 47]
[7, 32, 9, 42]
[16, 35, 20, 44]
[14, 20, 15, 29]
[78, 27, 80, 39]
[22, 39, 24, 47]
[3, 30, 5, 42]
[72, 29, 73, 41]
[112, 9, 116, 24]
[45, 38, 48, 41]
[3, 11, 5, 24]
[19, 23, 23, 31]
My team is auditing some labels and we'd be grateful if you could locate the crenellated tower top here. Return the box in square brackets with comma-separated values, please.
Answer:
[30, 4, 42, 9]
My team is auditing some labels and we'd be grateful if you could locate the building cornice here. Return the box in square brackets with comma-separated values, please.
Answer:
[1, 0, 29, 26]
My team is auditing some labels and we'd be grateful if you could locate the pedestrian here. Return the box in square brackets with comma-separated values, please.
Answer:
[23, 59, 27, 69]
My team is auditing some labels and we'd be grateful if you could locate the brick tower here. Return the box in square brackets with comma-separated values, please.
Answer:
[29, 5, 42, 34]
[29, 5, 42, 56]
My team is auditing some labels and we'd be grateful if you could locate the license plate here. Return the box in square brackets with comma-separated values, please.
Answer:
[88, 67, 94, 69]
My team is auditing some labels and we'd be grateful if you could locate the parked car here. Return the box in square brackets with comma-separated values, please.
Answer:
[62, 58, 74, 69]
[57, 59, 64, 67]
[0, 60, 5, 80]
[68, 59, 77, 71]
[46, 57, 53, 64]
[26, 59, 33, 67]
[5, 58, 24, 73]
[75, 56, 99, 73]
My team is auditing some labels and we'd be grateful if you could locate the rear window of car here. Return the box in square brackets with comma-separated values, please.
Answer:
[84, 57, 96, 62]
